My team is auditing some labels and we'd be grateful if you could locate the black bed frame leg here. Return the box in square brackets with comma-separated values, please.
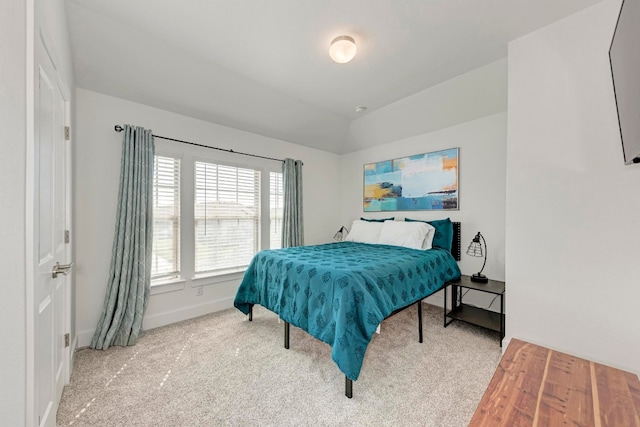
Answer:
[249, 304, 253, 322]
[418, 299, 423, 343]
[345, 377, 353, 399]
[284, 321, 290, 349]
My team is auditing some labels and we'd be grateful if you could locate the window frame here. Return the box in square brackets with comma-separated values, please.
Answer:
[269, 171, 284, 250]
[150, 153, 182, 283]
[193, 159, 262, 277]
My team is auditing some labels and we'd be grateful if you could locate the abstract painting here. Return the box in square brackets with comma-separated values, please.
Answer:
[363, 148, 459, 211]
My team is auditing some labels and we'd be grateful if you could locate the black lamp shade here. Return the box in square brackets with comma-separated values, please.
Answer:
[466, 232, 488, 283]
[333, 226, 349, 242]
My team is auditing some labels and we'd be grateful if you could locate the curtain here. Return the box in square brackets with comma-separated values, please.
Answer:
[91, 125, 155, 350]
[281, 158, 304, 248]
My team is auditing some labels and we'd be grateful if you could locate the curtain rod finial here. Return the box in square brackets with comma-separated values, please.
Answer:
[114, 125, 124, 132]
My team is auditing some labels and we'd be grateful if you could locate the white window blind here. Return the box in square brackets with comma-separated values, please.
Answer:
[270, 171, 283, 250]
[194, 161, 260, 275]
[151, 155, 181, 280]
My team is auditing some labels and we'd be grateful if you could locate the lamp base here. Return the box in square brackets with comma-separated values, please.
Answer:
[470, 273, 488, 283]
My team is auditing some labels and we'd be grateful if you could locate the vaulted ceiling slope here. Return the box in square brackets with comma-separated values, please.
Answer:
[66, 0, 602, 154]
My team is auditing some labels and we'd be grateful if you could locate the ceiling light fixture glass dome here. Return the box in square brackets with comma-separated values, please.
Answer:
[329, 35, 357, 64]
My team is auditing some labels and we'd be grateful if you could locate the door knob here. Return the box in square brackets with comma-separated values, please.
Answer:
[52, 262, 73, 278]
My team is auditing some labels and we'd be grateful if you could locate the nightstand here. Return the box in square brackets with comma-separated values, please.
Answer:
[443, 275, 505, 346]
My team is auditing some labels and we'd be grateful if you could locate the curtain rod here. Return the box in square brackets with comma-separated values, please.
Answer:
[114, 125, 288, 163]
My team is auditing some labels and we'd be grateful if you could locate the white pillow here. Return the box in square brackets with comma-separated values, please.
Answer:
[378, 220, 431, 250]
[421, 223, 436, 249]
[344, 220, 384, 244]
[404, 220, 436, 249]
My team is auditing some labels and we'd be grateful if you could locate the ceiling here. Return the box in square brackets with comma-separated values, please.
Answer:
[66, 0, 602, 154]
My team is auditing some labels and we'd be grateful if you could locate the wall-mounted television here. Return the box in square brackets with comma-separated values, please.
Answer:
[609, 0, 640, 165]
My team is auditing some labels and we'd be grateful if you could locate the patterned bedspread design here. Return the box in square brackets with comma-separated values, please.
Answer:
[234, 242, 461, 380]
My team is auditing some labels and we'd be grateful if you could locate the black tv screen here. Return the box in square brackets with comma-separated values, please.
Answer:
[610, 0, 640, 165]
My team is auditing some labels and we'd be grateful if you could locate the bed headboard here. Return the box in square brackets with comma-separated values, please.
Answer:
[452, 222, 461, 261]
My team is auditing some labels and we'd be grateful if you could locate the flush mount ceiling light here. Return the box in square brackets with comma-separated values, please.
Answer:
[329, 35, 357, 64]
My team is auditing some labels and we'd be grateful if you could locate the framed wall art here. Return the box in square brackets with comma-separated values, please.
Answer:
[363, 148, 459, 212]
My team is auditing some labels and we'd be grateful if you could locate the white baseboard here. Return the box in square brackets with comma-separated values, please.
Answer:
[143, 297, 235, 330]
[424, 292, 445, 307]
[76, 297, 235, 348]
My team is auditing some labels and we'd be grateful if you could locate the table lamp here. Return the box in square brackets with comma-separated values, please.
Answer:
[466, 232, 488, 283]
[333, 226, 349, 242]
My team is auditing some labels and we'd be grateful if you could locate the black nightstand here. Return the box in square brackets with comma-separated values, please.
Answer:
[443, 275, 505, 346]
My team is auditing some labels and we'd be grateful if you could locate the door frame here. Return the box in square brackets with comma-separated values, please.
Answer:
[26, 1, 36, 424]
[64, 98, 74, 380]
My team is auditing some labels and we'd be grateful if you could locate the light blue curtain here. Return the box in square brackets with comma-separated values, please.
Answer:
[281, 158, 304, 248]
[91, 125, 155, 350]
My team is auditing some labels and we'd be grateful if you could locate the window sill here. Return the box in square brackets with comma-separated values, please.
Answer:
[192, 270, 245, 287]
[150, 278, 186, 295]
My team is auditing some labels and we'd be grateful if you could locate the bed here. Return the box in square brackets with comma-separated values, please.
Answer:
[234, 220, 461, 398]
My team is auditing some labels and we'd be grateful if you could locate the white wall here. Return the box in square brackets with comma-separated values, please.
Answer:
[0, 1, 28, 424]
[506, 0, 640, 374]
[340, 108, 507, 309]
[74, 89, 341, 347]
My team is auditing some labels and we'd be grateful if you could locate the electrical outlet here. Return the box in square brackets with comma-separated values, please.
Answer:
[196, 287, 203, 296]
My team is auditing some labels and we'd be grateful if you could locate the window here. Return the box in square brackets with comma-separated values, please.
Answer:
[270, 172, 283, 250]
[151, 155, 180, 280]
[194, 161, 260, 275]
[150, 151, 280, 285]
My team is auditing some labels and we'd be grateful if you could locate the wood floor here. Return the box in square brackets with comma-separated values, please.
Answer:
[470, 338, 640, 426]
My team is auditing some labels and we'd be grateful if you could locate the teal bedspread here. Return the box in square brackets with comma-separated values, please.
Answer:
[234, 242, 461, 380]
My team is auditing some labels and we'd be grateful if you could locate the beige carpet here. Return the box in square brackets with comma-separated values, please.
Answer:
[57, 304, 501, 426]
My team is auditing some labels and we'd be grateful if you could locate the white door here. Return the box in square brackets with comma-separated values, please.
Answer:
[34, 32, 70, 427]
